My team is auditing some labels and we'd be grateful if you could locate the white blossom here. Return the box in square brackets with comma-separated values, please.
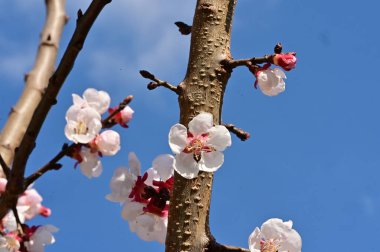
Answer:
[168, 112, 231, 179]
[256, 68, 286, 96]
[64, 104, 102, 144]
[249, 218, 302, 252]
[24, 225, 58, 252]
[78, 147, 103, 178]
[94, 130, 121, 156]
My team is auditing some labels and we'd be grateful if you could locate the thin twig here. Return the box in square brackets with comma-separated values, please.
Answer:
[12, 206, 24, 236]
[207, 237, 250, 252]
[24, 144, 74, 187]
[0, 0, 112, 220]
[221, 55, 273, 69]
[223, 123, 250, 141]
[140, 70, 179, 94]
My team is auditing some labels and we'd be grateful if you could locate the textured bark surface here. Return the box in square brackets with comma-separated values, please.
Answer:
[166, 0, 237, 251]
[0, 0, 67, 176]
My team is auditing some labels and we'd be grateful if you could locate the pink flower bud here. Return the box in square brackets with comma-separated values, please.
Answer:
[108, 106, 134, 128]
[273, 53, 297, 71]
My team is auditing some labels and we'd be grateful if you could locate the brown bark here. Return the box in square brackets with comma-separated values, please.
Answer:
[0, 0, 67, 177]
[166, 0, 243, 251]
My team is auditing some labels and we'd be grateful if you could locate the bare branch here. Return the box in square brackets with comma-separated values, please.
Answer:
[0, 0, 67, 176]
[223, 123, 250, 141]
[140, 70, 179, 94]
[0, 0, 111, 220]
[175, 21, 192, 35]
[12, 206, 25, 236]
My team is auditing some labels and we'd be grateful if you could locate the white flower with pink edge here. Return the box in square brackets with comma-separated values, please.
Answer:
[168, 112, 231, 179]
[249, 218, 302, 252]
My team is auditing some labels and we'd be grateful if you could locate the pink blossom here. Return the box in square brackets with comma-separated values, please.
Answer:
[91, 130, 121, 156]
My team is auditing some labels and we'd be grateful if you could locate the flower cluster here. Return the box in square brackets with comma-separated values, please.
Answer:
[0, 179, 56, 252]
[249, 218, 302, 252]
[65, 88, 134, 178]
[249, 53, 297, 96]
[168, 112, 231, 179]
[107, 153, 174, 243]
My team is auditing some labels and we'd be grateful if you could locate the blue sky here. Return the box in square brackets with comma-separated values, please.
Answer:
[1, 0, 379, 251]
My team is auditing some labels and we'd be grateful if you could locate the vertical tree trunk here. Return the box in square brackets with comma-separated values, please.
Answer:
[166, 0, 237, 251]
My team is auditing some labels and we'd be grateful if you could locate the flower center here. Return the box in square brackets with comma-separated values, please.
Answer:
[74, 121, 89, 135]
[183, 136, 215, 162]
[260, 239, 280, 252]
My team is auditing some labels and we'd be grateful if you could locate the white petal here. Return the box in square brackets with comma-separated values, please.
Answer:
[72, 94, 87, 107]
[144, 168, 159, 187]
[83, 88, 111, 115]
[273, 68, 287, 79]
[128, 152, 141, 176]
[152, 154, 175, 181]
[248, 227, 262, 252]
[258, 69, 286, 97]
[199, 151, 224, 172]
[174, 152, 199, 179]
[121, 200, 144, 221]
[79, 148, 103, 178]
[188, 112, 213, 136]
[168, 124, 187, 154]
[207, 125, 232, 151]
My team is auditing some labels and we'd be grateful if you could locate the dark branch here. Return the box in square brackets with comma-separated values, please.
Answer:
[139, 70, 179, 94]
[24, 144, 73, 187]
[0, 0, 111, 220]
[0, 154, 10, 179]
[223, 123, 250, 141]
[175, 21, 192, 35]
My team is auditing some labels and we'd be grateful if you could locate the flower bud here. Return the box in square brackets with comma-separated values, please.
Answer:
[273, 53, 297, 71]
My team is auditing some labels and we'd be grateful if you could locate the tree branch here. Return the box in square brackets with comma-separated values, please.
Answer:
[140, 70, 180, 94]
[0, 0, 67, 177]
[223, 123, 250, 141]
[0, 0, 111, 220]
[208, 239, 250, 252]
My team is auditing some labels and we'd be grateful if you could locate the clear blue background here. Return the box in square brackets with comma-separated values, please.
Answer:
[0, 0, 379, 251]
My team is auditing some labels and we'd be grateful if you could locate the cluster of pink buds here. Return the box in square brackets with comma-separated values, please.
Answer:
[107, 153, 175, 243]
[65, 88, 134, 178]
